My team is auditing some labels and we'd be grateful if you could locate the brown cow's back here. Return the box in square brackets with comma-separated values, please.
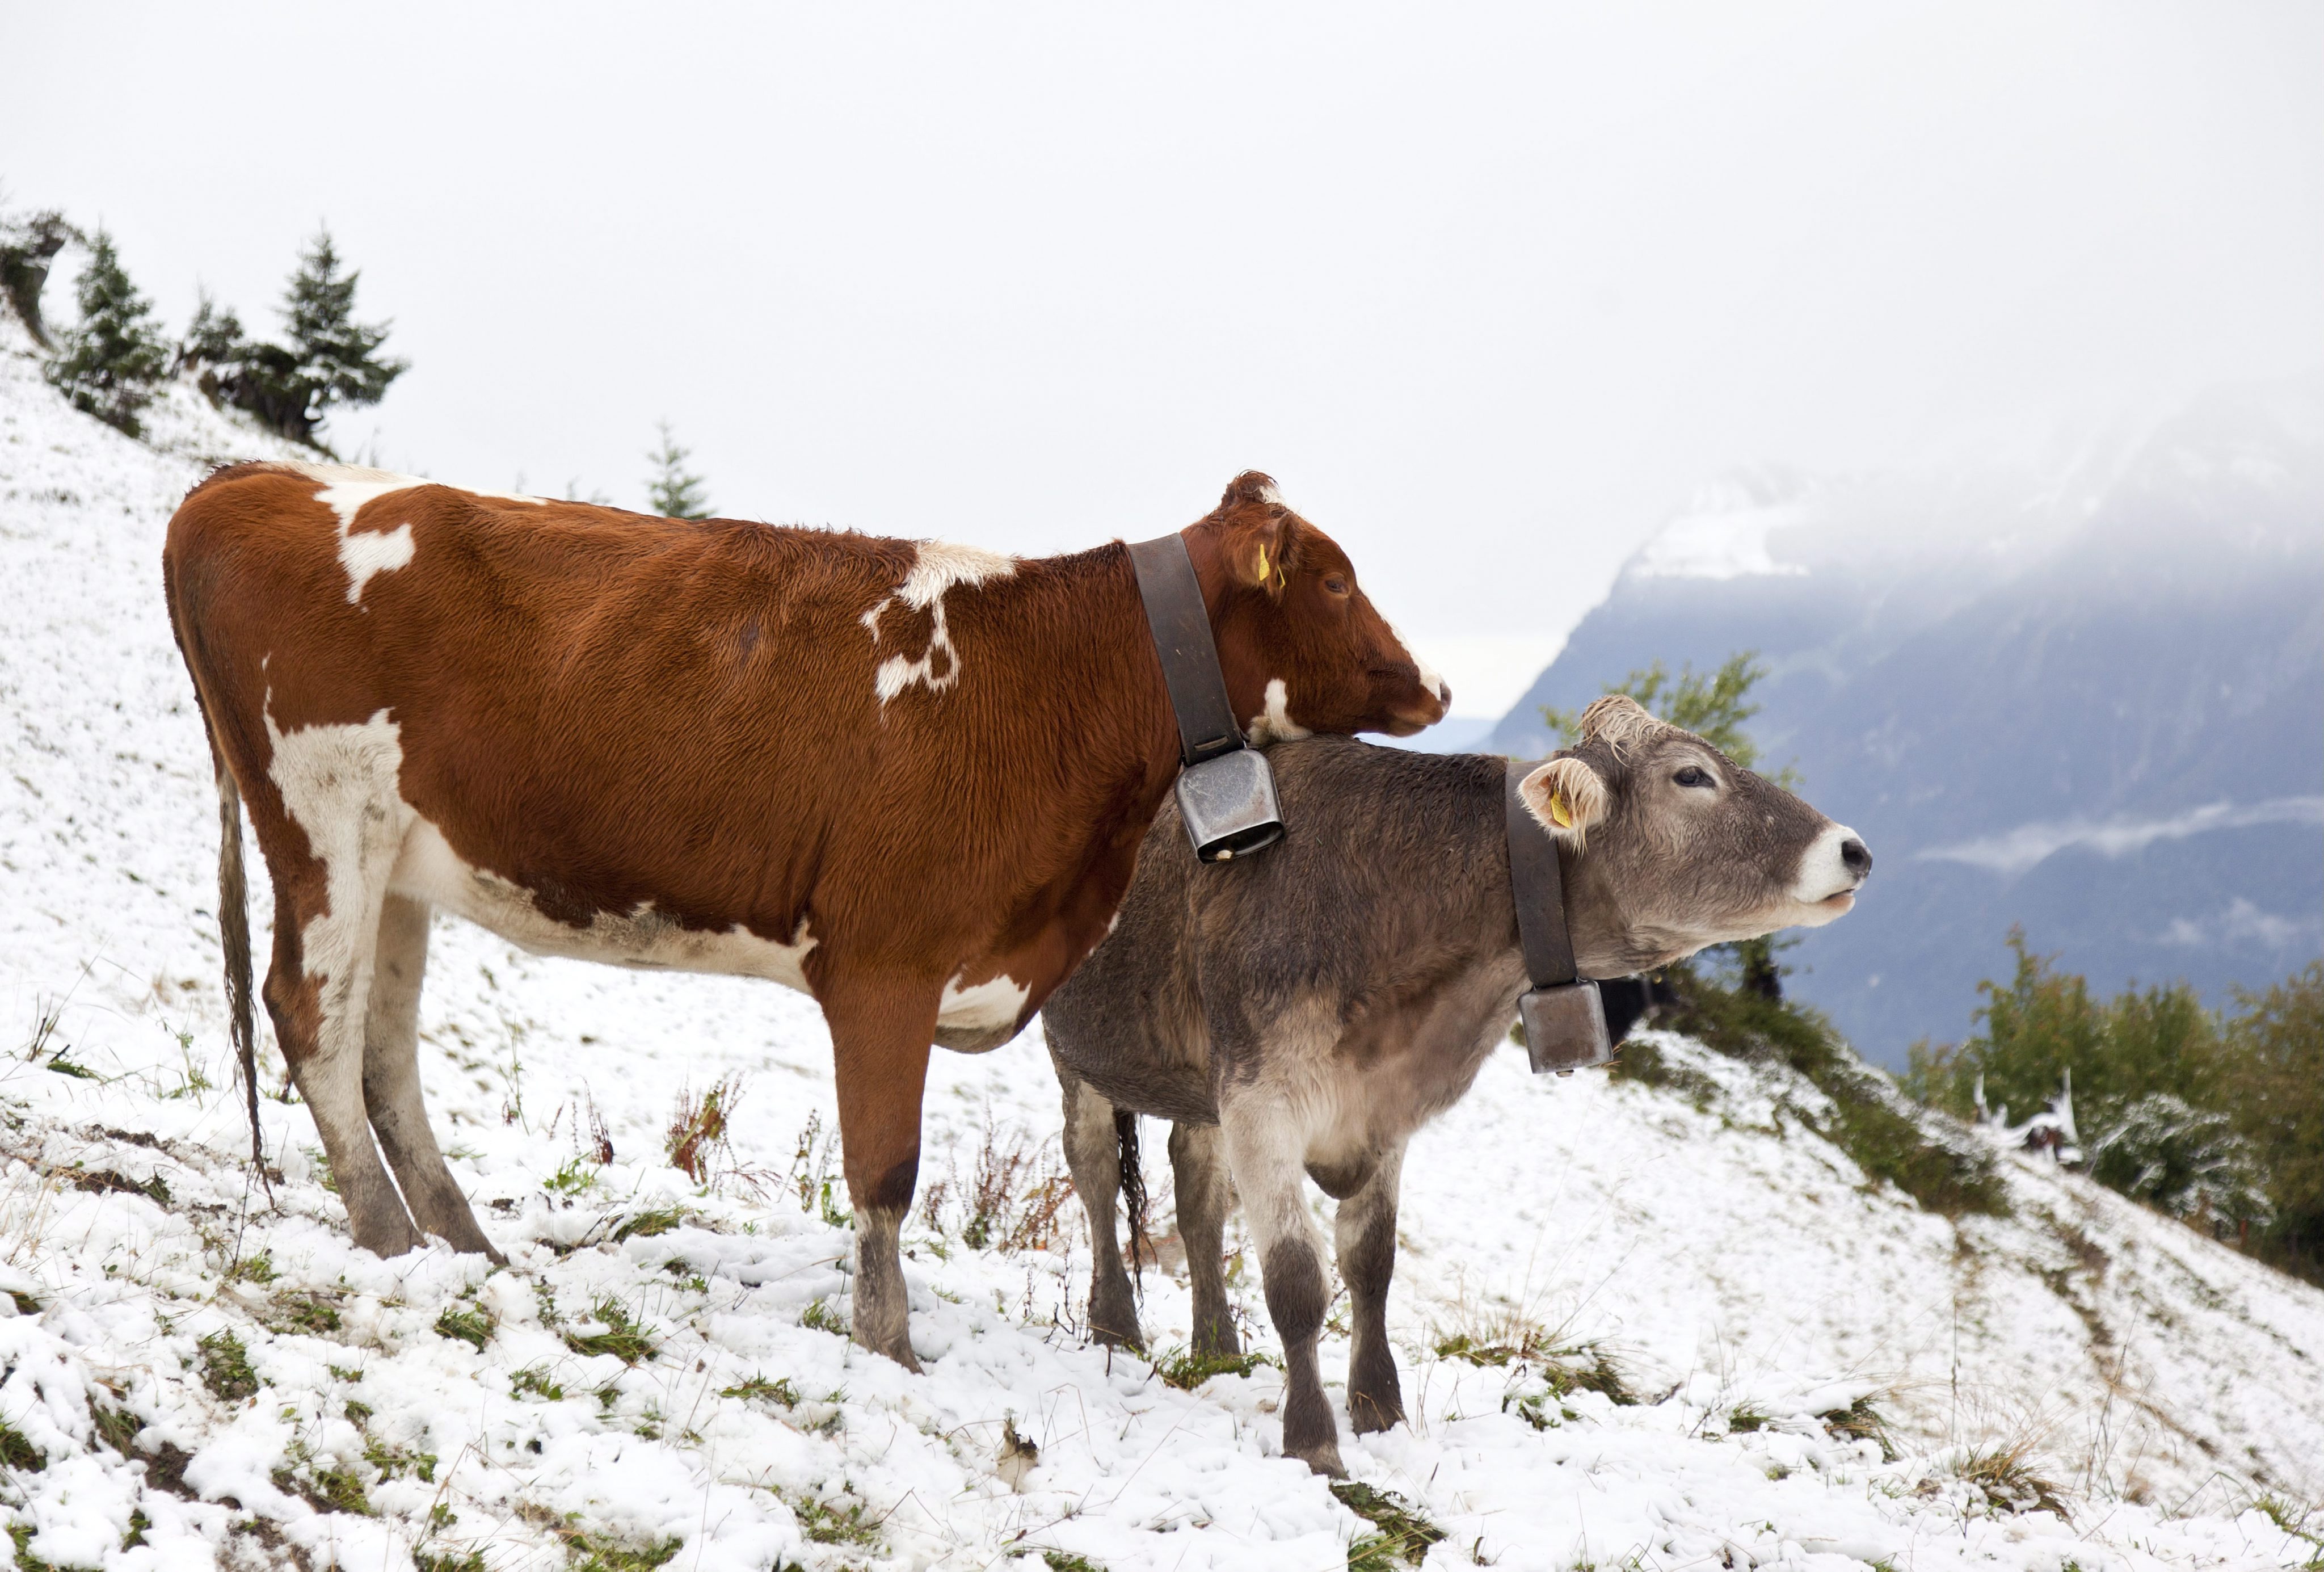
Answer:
[167, 464, 1172, 1032]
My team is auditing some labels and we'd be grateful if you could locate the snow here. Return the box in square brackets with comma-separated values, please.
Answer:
[6, 310, 2324, 1570]
[1628, 484, 1811, 581]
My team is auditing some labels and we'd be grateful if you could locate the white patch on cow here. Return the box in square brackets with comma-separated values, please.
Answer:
[936, 970, 1030, 1033]
[1256, 480, 1287, 508]
[338, 524, 416, 600]
[1388, 620, 1450, 705]
[389, 820, 819, 992]
[861, 540, 1017, 705]
[275, 461, 543, 604]
[1245, 677, 1312, 747]
[264, 705, 414, 1027]
[1789, 821, 1868, 923]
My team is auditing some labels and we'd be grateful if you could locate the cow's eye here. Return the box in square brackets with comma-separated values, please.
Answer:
[1323, 575, 1350, 596]
[1674, 766, 1714, 789]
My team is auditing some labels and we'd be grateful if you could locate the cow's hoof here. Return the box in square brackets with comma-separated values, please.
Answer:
[856, 1330, 925, 1373]
[1091, 1323, 1146, 1353]
[1192, 1318, 1242, 1360]
[1349, 1390, 1406, 1435]
[1288, 1440, 1348, 1478]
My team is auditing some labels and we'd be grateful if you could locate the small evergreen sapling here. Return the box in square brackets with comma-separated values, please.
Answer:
[44, 229, 170, 435]
[281, 229, 407, 422]
[645, 421, 712, 519]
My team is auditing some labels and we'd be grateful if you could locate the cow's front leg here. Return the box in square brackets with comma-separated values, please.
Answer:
[1169, 1119, 1240, 1358]
[1054, 1060, 1142, 1348]
[821, 977, 940, 1372]
[1220, 1096, 1342, 1477]
[1336, 1140, 1407, 1434]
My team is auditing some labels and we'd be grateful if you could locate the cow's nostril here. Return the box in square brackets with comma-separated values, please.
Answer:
[1437, 679, 1452, 707]
[1841, 838, 1872, 878]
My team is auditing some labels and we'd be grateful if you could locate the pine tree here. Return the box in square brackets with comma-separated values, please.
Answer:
[281, 229, 406, 421]
[645, 421, 712, 519]
[178, 290, 247, 371]
[44, 229, 170, 436]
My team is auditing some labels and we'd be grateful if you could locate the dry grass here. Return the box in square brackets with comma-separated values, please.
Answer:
[920, 1113, 1076, 1255]
[664, 1074, 743, 1184]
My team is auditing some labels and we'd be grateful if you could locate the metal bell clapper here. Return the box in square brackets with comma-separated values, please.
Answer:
[1519, 981, 1613, 1076]
[1175, 746, 1285, 862]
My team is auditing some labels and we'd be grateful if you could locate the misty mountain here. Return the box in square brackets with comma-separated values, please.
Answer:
[1488, 381, 2324, 1068]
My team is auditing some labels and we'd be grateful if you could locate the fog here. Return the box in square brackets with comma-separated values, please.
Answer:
[6, 2, 2317, 713]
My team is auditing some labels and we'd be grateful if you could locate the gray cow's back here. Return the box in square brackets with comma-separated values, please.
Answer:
[1042, 737, 1522, 1126]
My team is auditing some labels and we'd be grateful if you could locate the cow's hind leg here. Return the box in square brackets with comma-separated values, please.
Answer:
[1220, 1096, 1342, 1477]
[1169, 1119, 1240, 1359]
[1336, 1140, 1407, 1435]
[260, 848, 420, 1258]
[361, 896, 501, 1261]
[1055, 1059, 1142, 1349]
[821, 977, 941, 1372]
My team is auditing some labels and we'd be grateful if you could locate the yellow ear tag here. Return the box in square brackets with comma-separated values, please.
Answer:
[1254, 543, 1270, 584]
[1547, 790, 1572, 829]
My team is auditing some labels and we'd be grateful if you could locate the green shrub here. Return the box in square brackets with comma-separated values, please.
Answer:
[1909, 939, 2315, 1266]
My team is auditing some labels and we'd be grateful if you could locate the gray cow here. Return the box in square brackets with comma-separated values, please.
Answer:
[1041, 694, 1870, 1476]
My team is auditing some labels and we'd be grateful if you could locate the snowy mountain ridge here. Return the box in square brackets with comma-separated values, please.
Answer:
[1492, 381, 2324, 1064]
[5, 312, 2324, 1570]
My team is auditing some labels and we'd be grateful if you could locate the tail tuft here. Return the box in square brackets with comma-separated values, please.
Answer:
[216, 767, 260, 1169]
[1115, 1108, 1150, 1297]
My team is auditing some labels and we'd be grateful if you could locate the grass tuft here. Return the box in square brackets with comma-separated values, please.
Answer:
[554, 1526, 683, 1572]
[0, 1423, 44, 1472]
[785, 1490, 879, 1547]
[799, 1298, 848, 1338]
[563, 1298, 658, 1363]
[434, 1304, 497, 1352]
[510, 1365, 566, 1402]
[612, 1207, 687, 1242]
[1954, 1440, 2070, 1519]
[197, 1329, 258, 1402]
[270, 1291, 342, 1336]
[1820, 1397, 1896, 1461]
[1151, 1344, 1277, 1391]
[274, 1460, 372, 1516]
[71, 1168, 168, 1204]
[1333, 1482, 1445, 1569]
[415, 1554, 487, 1572]
[719, 1375, 799, 1406]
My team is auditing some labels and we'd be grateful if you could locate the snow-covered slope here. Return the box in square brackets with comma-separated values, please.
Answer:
[5, 316, 2323, 1571]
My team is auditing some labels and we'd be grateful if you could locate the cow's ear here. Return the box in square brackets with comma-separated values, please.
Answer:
[1220, 509, 1300, 596]
[1518, 756, 1609, 848]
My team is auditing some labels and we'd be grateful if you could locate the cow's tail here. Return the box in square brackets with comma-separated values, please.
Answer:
[1115, 1108, 1149, 1296]
[216, 764, 263, 1171]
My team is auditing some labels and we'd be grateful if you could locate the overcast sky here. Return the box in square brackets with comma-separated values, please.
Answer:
[7, 2, 2318, 714]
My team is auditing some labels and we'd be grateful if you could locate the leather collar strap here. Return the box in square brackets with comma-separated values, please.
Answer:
[1505, 760, 1581, 988]
[1127, 534, 1249, 767]
[1505, 759, 1613, 1074]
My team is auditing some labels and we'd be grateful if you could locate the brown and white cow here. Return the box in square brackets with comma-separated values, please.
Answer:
[162, 463, 1445, 1368]
[1041, 699, 1870, 1474]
